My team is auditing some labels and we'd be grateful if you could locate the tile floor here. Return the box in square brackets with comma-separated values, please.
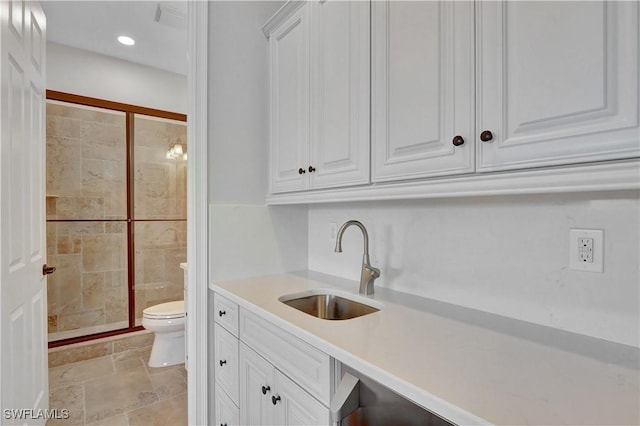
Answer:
[47, 344, 187, 425]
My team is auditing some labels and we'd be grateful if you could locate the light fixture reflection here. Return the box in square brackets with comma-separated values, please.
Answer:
[166, 142, 187, 160]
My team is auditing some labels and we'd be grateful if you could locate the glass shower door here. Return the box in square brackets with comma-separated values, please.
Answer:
[132, 114, 187, 324]
[46, 101, 129, 342]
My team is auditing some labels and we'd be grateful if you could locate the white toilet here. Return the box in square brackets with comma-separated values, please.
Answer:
[142, 300, 185, 368]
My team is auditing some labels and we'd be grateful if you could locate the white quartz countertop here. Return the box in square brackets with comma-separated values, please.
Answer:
[211, 272, 639, 425]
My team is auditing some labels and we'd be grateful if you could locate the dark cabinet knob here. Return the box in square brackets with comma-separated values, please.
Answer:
[298, 168, 306, 175]
[42, 264, 56, 275]
[221, 424, 227, 426]
[452, 135, 465, 146]
[219, 360, 227, 366]
[308, 166, 316, 173]
[480, 130, 493, 142]
[261, 385, 271, 395]
[272, 395, 281, 405]
[218, 310, 225, 317]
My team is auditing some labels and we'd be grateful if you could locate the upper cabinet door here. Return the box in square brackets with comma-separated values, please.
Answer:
[269, 4, 310, 194]
[372, 1, 475, 183]
[477, 1, 640, 172]
[308, 0, 370, 189]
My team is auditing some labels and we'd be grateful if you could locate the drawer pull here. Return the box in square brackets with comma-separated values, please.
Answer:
[272, 395, 281, 405]
[219, 359, 227, 366]
[221, 424, 227, 426]
[452, 135, 465, 146]
[298, 168, 306, 175]
[480, 130, 494, 142]
[261, 385, 271, 395]
[218, 310, 226, 317]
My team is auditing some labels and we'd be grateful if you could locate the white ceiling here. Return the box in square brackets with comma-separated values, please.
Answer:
[42, 1, 188, 75]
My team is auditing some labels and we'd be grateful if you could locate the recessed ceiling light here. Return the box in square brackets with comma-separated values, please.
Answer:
[117, 36, 135, 46]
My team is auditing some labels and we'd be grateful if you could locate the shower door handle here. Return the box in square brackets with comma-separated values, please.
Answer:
[42, 264, 56, 276]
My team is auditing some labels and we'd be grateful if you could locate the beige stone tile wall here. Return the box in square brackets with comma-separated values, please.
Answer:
[134, 221, 187, 320]
[46, 102, 127, 220]
[46, 102, 187, 339]
[134, 116, 187, 220]
[133, 115, 187, 319]
[47, 221, 128, 335]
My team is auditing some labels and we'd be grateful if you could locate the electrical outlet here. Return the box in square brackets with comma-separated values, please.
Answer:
[569, 229, 604, 272]
[578, 237, 594, 263]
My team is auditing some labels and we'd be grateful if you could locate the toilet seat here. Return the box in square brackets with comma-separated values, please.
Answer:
[143, 300, 185, 320]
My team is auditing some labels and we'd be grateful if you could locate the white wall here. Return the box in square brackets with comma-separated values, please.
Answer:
[47, 42, 187, 113]
[308, 191, 640, 347]
[208, 1, 282, 205]
[207, 0, 306, 284]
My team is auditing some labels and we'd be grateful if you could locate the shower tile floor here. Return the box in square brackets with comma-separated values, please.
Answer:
[47, 346, 187, 426]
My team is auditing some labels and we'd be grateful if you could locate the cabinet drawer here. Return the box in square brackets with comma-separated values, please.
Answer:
[214, 323, 239, 404]
[214, 292, 239, 336]
[215, 384, 239, 426]
[239, 308, 331, 405]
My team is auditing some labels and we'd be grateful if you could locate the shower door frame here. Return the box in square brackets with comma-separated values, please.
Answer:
[46, 90, 187, 348]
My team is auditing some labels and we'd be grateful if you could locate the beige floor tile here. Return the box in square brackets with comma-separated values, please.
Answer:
[50, 384, 84, 411]
[45, 408, 85, 426]
[84, 368, 157, 423]
[127, 394, 186, 426]
[170, 392, 187, 414]
[112, 355, 145, 373]
[112, 347, 152, 367]
[148, 368, 186, 401]
[86, 413, 129, 426]
[49, 356, 114, 388]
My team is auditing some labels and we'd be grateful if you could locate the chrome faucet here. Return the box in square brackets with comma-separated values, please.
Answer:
[334, 220, 380, 295]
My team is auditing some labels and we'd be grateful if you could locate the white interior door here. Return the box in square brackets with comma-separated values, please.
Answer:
[0, 1, 48, 424]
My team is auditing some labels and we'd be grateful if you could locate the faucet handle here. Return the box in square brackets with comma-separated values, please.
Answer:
[367, 265, 380, 279]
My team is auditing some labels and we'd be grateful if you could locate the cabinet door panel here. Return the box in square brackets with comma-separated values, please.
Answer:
[270, 5, 310, 193]
[477, 1, 640, 171]
[239, 343, 275, 426]
[214, 323, 239, 404]
[309, 0, 370, 189]
[274, 370, 329, 426]
[372, 1, 475, 182]
[215, 384, 240, 426]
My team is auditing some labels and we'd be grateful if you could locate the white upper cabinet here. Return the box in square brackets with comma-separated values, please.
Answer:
[264, 0, 639, 204]
[309, 0, 370, 189]
[266, 1, 370, 194]
[477, 1, 640, 172]
[371, 1, 475, 182]
[268, 3, 310, 193]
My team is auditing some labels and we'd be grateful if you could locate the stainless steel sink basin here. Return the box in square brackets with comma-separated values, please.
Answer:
[279, 290, 380, 320]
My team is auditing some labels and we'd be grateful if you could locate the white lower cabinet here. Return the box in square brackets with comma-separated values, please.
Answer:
[214, 323, 239, 404]
[214, 293, 331, 425]
[239, 342, 275, 425]
[239, 342, 329, 426]
[215, 384, 240, 426]
[274, 368, 329, 425]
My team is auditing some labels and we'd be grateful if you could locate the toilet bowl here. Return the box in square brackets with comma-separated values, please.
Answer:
[142, 300, 185, 368]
